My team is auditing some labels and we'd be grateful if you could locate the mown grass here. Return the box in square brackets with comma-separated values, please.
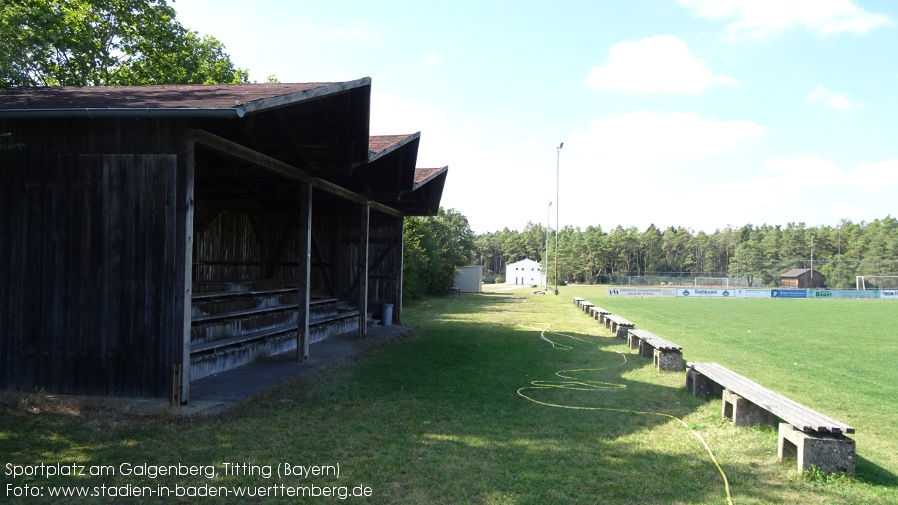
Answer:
[1, 286, 896, 504]
[567, 285, 898, 487]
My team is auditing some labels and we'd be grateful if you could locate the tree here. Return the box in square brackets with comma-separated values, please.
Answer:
[403, 208, 475, 299]
[0, 0, 249, 87]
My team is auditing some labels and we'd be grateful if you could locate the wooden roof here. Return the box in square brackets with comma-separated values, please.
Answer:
[0, 81, 361, 117]
[0, 79, 447, 216]
[780, 268, 812, 278]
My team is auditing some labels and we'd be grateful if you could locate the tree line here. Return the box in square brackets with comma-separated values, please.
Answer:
[474, 217, 898, 289]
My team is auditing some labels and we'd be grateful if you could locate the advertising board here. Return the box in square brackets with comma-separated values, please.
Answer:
[771, 289, 807, 299]
[607, 287, 677, 297]
[882, 290, 898, 300]
[734, 289, 772, 299]
[808, 289, 880, 299]
[676, 289, 735, 298]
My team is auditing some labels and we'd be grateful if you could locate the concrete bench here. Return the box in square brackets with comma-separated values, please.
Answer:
[589, 306, 611, 324]
[686, 362, 855, 475]
[572, 297, 584, 307]
[579, 301, 594, 314]
[604, 314, 634, 339]
[627, 329, 683, 371]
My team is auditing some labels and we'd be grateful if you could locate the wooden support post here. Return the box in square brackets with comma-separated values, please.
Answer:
[395, 216, 404, 325]
[359, 205, 369, 338]
[297, 184, 312, 361]
[179, 139, 195, 405]
[170, 364, 182, 406]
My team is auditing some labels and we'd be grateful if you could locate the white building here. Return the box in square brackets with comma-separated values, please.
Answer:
[453, 266, 483, 293]
[506, 258, 545, 286]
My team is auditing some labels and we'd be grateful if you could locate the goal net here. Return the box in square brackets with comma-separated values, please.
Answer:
[856, 276, 898, 290]
[694, 277, 731, 288]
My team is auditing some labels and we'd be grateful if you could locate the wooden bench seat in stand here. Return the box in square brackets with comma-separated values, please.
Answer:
[603, 314, 634, 339]
[686, 362, 856, 475]
[627, 329, 683, 371]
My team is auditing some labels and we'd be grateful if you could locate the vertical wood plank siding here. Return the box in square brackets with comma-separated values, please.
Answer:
[0, 152, 186, 397]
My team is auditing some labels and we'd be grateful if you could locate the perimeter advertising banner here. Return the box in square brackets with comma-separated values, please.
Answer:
[607, 287, 677, 297]
[882, 290, 898, 300]
[771, 289, 807, 299]
[676, 289, 735, 298]
[735, 289, 772, 299]
[808, 289, 880, 299]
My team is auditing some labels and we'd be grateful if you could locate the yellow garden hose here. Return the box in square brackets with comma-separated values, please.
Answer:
[517, 324, 734, 505]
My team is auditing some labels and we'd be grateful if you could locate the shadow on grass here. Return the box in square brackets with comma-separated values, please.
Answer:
[857, 455, 898, 488]
[1, 291, 892, 504]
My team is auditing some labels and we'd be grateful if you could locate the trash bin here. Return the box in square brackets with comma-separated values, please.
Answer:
[381, 303, 393, 326]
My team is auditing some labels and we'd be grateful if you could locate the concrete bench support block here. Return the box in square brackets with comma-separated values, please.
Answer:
[722, 390, 776, 427]
[778, 423, 856, 475]
[686, 369, 723, 399]
[654, 349, 683, 372]
[638, 340, 653, 358]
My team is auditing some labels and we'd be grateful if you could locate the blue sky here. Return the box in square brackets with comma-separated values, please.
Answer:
[173, 0, 898, 234]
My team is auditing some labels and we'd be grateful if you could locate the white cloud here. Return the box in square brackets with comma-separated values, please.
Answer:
[851, 159, 898, 188]
[763, 155, 844, 185]
[586, 35, 737, 94]
[807, 85, 860, 110]
[680, 0, 891, 39]
[761, 156, 898, 190]
[568, 111, 766, 165]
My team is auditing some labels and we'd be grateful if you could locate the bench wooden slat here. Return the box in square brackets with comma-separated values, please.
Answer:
[605, 315, 634, 326]
[690, 362, 854, 434]
[628, 329, 681, 351]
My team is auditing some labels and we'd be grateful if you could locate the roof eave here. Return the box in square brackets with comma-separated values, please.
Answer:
[0, 106, 244, 119]
[368, 132, 421, 162]
[241, 77, 372, 115]
[413, 165, 448, 190]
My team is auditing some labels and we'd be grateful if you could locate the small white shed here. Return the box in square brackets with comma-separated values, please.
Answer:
[506, 258, 545, 286]
[453, 266, 483, 293]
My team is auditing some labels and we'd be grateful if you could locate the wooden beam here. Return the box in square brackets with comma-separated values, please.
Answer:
[275, 111, 316, 170]
[180, 138, 196, 404]
[297, 184, 312, 361]
[359, 205, 369, 338]
[397, 216, 404, 324]
[188, 129, 402, 218]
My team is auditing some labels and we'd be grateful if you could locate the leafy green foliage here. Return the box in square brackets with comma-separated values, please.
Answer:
[403, 208, 475, 299]
[476, 217, 898, 287]
[0, 0, 249, 87]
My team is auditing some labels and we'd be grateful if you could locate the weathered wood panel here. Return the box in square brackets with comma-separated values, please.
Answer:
[0, 152, 186, 397]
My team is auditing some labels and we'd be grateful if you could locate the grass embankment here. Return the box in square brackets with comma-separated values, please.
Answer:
[1, 286, 896, 504]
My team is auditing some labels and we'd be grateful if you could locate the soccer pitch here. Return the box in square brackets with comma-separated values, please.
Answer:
[566, 285, 898, 485]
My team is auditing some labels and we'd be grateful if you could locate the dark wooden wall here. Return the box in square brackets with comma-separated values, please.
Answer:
[0, 115, 405, 399]
[0, 151, 189, 397]
[193, 204, 303, 282]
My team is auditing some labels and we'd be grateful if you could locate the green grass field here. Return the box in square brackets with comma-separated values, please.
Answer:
[565, 285, 898, 486]
[1, 286, 896, 504]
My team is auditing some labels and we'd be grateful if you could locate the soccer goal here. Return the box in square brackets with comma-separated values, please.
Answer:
[856, 275, 898, 290]
[694, 277, 731, 288]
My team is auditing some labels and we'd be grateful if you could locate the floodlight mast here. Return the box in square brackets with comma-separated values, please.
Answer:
[545, 201, 552, 291]
[554, 142, 563, 295]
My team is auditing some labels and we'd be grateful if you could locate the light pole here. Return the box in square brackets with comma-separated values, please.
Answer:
[545, 201, 552, 290]
[554, 142, 563, 295]
[810, 234, 815, 285]
[838, 225, 842, 289]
